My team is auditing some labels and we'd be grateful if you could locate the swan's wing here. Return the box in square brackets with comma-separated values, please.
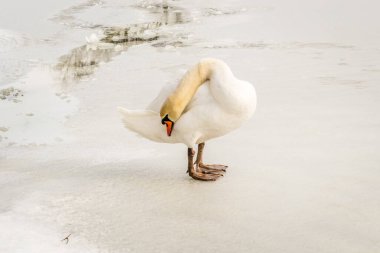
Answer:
[146, 83, 176, 112]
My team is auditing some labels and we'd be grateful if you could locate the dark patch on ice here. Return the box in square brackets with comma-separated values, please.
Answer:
[101, 23, 161, 44]
[0, 87, 23, 102]
[203, 7, 247, 16]
[152, 40, 186, 48]
[152, 33, 190, 48]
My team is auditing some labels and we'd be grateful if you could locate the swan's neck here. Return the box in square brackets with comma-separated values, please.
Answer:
[160, 59, 219, 121]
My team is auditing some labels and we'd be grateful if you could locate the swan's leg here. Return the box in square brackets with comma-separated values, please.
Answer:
[195, 143, 228, 173]
[187, 148, 222, 181]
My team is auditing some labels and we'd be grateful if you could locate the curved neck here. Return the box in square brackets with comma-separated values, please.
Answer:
[160, 59, 216, 121]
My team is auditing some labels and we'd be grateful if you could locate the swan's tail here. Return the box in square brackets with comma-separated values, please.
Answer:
[117, 107, 166, 142]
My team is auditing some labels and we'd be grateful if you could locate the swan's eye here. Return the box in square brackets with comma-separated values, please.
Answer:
[161, 114, 170, 125]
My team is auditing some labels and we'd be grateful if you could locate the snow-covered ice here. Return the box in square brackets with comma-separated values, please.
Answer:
[1, 0, 380, 252]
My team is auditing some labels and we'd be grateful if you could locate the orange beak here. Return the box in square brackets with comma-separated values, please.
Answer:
[164, 120, 173, 136]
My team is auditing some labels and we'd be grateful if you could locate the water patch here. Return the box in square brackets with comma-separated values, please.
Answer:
[56, 2, 191, 83]
[56, 22, 161, 82]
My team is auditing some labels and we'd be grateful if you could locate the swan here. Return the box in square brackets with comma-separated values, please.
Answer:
[118, 58, 256, 181]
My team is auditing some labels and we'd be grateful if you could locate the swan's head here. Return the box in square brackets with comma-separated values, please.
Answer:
[160, 99, 181, 137]
[161, 114, 175, 137]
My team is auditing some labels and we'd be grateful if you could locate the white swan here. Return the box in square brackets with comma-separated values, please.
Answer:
[118, 58, 256, 181]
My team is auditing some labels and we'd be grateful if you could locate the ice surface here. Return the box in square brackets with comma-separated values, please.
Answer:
[1, 0, 380, 252]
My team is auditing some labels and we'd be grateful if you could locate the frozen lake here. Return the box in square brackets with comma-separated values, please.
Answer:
[1, 0, 380, 252]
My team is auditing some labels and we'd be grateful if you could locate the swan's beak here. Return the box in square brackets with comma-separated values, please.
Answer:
[164, 120, 174, 136]
[161, 114, 174, 137]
